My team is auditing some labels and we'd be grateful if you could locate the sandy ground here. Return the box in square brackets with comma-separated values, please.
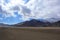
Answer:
[0, 27, 60, 40]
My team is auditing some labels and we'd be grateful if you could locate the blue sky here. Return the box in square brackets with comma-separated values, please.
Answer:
[5, 0, 10, 3]
[0, 0, 60, 25]
[0, 0, 29, 25]
[23, 0, 29, 3]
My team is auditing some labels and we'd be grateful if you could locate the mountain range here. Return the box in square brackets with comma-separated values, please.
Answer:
[0, 19, 60, 27]
[13, 19, 60, 27]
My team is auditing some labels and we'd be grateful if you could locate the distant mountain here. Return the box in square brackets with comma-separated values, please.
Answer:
[50, 21, 60, 27]
[0, 23, 9, 26]
[0, 19, 60, 27]
[14, 19, 51, 27]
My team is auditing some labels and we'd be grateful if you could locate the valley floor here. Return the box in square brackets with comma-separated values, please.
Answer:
[0, 27, 60, 40]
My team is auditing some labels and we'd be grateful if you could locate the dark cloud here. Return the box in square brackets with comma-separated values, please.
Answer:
[21, 6, 31, 14]
[0, 6, 3, 13]
[10, 6, 20, 11]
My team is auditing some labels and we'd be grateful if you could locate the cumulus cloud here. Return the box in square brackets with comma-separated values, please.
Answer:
[0, 0, 60, 24]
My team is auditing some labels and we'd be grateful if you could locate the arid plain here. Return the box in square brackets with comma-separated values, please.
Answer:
[0, 27, 60, 40]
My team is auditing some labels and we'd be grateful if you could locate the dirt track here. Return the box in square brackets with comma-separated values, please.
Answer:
[0, 27, 60, 40]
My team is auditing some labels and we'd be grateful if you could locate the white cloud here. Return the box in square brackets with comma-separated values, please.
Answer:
[25, 0, 60, 22]
[0, 0, 60, 23]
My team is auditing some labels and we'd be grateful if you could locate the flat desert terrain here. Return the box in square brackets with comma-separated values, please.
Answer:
[0, 27, 60, 40]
